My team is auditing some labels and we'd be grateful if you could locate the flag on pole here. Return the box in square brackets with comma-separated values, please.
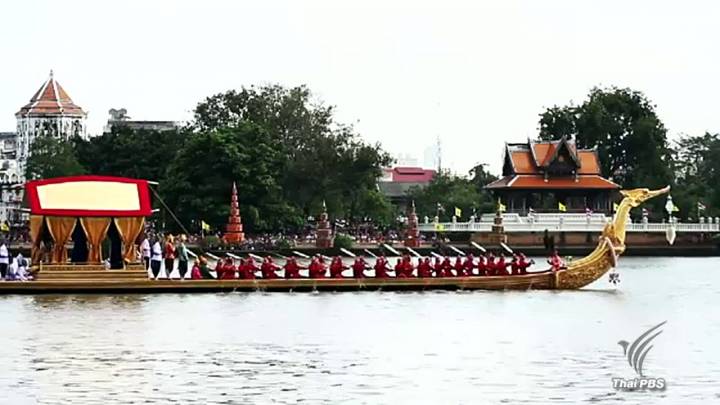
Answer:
[497, 199, 506, 212]
[698, 201, 706, 212]
[558, 202, 567, 212]
[613, 202, 619, 212]
[201, 220, 211, 231]
[0, 222, 9, 232]
[672, 203, 680, 212]
[454, 207, 462, 217]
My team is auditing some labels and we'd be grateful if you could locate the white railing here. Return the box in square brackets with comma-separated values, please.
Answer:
[418, 222, 720, 233]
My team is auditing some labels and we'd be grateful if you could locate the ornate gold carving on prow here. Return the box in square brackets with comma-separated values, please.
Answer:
[555, 186, 670, 289]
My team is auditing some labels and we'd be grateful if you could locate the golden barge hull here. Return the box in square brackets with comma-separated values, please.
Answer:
[0, 272, 556, 294]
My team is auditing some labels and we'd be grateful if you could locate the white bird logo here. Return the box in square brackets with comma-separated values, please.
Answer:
[617, 321, 666, 377]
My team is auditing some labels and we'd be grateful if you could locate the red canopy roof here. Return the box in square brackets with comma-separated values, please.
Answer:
[25, 176, 152, 217]
[486, 175, 619, 190]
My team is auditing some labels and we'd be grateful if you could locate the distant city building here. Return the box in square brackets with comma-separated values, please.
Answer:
[15, 71, 88, 177]
[378, 166, 436, 205]
[104, 108, 180, 133]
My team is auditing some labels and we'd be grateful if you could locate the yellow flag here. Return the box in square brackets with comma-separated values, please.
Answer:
[497, 199, 506, 212]
[613, 202, 619, 212]
[672, 203, 680, 212]
[434, 223, 445, 231]
[0, 222, 8, 232]
[201, 220, 210, 231]
[454, 207, 462, 217]
[558, 202, 567, 212]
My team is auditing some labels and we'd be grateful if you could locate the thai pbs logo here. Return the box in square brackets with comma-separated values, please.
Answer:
[611, 321, 667, 391]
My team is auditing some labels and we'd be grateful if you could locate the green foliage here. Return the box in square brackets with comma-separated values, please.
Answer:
[333, 233, 354, 250]
[408, 168, 497, 221]
[539, 87, 673, 191]
[161, 123, 300, 233]
[25, 136, 86, 180]
[671, 132, 720, 218]
[200, 235, 221, 249]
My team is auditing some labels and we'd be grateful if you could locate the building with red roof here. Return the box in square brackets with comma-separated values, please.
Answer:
[379, 166, 436, 204]
[485, 137, 619, 213]
[15, 71, 88, 178]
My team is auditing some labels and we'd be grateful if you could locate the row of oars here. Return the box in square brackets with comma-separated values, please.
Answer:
[186, 241, 517, 276]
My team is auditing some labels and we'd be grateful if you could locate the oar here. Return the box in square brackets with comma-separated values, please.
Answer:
[364, 249, 378, 258]
[248, 253, 264, 261]
[470, 241, 487, 253]
[226, 252, 242, 260]
[340, 248, 356, 257]
[430, 251, 443, 259]
[500, 242, 514, 255]
[383, 243, 401, 256]
[292, 250, 311, 259]
[449, 245, 466, 256]
[406, 247, 422, 258]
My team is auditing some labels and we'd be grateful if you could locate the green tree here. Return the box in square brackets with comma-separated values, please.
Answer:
[26, 136, 86, 179]
[408, 169, 497, 222]
[161, 123, 301, 233]
[73, 126, 188, 182]
[538, 87, 673, 190]
[671, 132, 720, 218]
[192, 84, 392, 220]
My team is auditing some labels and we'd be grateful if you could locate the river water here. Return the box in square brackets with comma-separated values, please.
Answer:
[0, 257, 718, 404]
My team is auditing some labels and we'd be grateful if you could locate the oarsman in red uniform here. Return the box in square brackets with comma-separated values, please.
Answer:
[432, 256, 443, 277]
[462, 254, 475, 276]
[484, 253, 495, 276]
[402, 255, 415, 277]
[510, 254, 521, 275]
[242, 257, 259, 279]
[309, 255, 327, 278]
[475, 254, 486, 276]
[218, 258, 238, 279]
[394, 258, 405, 278]
[352, 256, 369, 278]
[329, 256, 348, 278]
[548, 250, 565, 272]
[417, 257, 433, 278]
[260, 256, 280, 279]
[440, 256, 453, 277]
[283, 256, 303, 279]
[453, 256, 465, 277]
[374, 256, 391, 278]
[515, 253, 533, 275]
[494, 255, 510, 276]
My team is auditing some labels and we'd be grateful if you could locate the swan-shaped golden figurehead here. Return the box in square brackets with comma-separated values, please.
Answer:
[555, 185, 670, 289]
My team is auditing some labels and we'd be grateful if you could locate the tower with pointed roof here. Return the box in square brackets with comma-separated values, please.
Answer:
[223, 182, 245, 245]
[15, 71, 87, 178]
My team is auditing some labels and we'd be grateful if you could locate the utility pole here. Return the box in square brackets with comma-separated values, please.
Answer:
[436, 136, 442, 173]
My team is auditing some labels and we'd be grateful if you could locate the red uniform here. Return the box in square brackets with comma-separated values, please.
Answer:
[284, 258, 302, 279]
[494, 257, 510, 276]
[374, 257, 390, 278]
[417, 258, 433, 278]
[261, 258, 280, 279]
[440, 257, 453, 277]
[548, 253, 564, 272]
[191, 262, 202, 280]
[352, 258, 368, 278]
[218, 259, 237, 279]
[516, 254, 532, 274]
[432, 257, 443, 277]
[463, 255, 475, 276]
[329, 257, 347, 278]
[240, 258, 258, 279]
[394, 259, 406, 278]
[453, 257, 465, 277]
[402, 256, 415, 277]
[309, 257, 327, 278]
[483, 255, 495, 276]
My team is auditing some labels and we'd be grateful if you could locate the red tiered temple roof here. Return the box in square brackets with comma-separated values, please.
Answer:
[16, 71, 85, 118]
[486, 137, 619, 190]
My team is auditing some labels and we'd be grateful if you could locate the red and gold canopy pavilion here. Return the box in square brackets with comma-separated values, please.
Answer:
[26, 176, 151, 266]
[485, 137, 619, 213]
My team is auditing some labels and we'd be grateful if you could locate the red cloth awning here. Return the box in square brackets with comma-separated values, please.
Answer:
[25, 175, 152, 217]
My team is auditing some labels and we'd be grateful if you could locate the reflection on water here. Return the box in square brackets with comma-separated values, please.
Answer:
[1, 257, 719, 404]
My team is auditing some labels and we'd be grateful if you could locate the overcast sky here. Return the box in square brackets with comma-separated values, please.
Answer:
[1, 0, 718, 174]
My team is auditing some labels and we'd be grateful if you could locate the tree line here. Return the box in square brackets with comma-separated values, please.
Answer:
[26, 84, 720, 234]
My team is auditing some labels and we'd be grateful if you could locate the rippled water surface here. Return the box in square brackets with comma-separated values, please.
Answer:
[1, 257, 719, 404]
